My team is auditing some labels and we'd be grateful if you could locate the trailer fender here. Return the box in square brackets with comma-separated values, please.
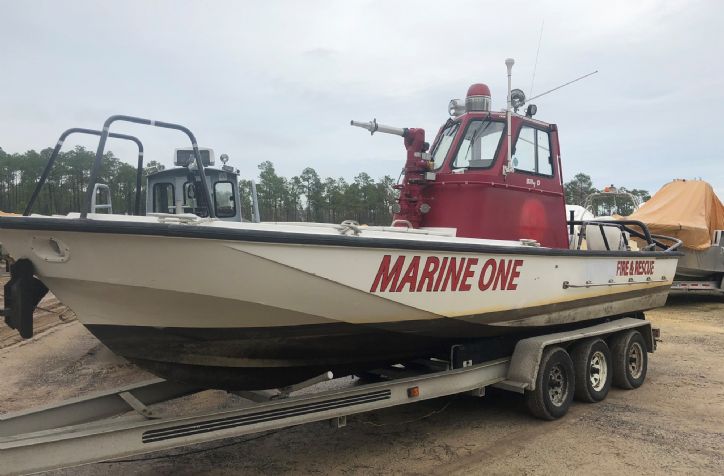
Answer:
[501, 317, 654, 392]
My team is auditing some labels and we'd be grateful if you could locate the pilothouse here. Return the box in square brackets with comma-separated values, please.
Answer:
[352, 68, 567, 247]
[146, 148, 242, 221]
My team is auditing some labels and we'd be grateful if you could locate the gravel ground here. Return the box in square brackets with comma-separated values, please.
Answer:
[0, 294, 722, 475]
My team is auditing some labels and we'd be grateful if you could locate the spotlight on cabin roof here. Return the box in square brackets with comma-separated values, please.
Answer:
[174, 148, 214, 167]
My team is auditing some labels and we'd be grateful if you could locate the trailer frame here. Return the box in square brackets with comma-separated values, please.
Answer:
[0, 317, 654, 474]
[671, 278, 724, 295]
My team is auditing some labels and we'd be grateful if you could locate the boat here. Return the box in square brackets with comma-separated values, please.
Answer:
[626, 179, 724, 293]
[0, 60, 682, 390]
[583, 186, 642, 219]
[566, 187, 642, 250]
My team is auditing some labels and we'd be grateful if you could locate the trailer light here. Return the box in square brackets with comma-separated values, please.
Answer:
[407, 386, 420, 398]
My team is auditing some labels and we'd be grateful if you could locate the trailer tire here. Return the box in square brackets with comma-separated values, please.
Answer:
[611, 330, 647, 389]
[571, 339, 612, 403]
[525, 346, 575, 420]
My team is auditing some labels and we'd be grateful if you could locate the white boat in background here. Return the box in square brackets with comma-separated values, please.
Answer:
[0, 60, 683, 390]
[584, 186, 642, 219]
[568, 187, 643, 251]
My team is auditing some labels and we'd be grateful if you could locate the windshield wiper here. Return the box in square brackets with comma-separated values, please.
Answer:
[462, 114, 492, 166]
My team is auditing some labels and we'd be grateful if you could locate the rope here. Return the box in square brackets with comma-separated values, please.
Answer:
[361, 399, 455, 427]
[336, 220, 361, 236]
[0, 291, 66, 315]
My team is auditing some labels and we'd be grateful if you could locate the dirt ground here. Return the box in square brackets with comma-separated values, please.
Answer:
[1, 294, 722, 475]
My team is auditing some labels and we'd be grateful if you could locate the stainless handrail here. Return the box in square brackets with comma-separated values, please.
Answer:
[24, 128, 144, 216]
[568, 219, 682, 253]
[83, 115, 215, 219]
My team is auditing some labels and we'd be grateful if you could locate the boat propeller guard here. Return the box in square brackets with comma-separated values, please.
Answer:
[2, 259, 48, 338]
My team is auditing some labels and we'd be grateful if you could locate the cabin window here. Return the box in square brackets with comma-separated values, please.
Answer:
[182, 181, 209, 217]
[182, 181, 194, 206]
[432, 122, 459, 170]
[513, 126, 552, 176]
[152, 182, 175, 214]
[452, 120, 505, 169]
[214, 181, 236, 218]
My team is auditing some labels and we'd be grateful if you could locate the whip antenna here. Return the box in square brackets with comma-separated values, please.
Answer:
[529, 20, 544, 97]
[527, 70, 599, 103]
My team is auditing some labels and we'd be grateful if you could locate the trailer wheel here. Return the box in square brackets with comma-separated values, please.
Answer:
[525, 346, 575, 420]
[611, 330, 647, 389]
[571, 339, 612, 402]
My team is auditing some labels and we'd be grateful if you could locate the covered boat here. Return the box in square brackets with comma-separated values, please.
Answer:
[627, 179, 724, 287]
[0, 60, 682, 390]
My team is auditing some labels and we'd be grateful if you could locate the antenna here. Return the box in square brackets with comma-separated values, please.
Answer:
[504, 58, 514, 176]
[529, 20, 544, 97]
[527, 70, 598, 103]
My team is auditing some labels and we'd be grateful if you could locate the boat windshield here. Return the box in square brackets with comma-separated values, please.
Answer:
[452, 120, 505, 169]
[587, 193, 639, 217]
[431, 121, 459, 169]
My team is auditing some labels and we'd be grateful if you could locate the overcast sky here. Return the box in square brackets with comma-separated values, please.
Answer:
[1, 0, 722, 198]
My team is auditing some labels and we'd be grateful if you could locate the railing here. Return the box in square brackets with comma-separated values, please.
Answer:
[83, 115, 215, 219]
[90, 184, 113, 214]
[567, 219, 682, 252]
[24, 128, 145, 216]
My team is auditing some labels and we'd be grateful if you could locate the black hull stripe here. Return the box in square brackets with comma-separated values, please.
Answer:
[0, 217, 682, 258]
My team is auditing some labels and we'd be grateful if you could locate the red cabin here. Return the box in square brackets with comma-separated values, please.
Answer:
[362, 82, 568, 249]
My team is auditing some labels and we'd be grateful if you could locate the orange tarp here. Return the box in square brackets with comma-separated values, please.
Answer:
[627, 180, 724, 250]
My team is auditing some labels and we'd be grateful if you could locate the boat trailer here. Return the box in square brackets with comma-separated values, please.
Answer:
[0, 318, 655, 474]
[671, 279, 724, 294]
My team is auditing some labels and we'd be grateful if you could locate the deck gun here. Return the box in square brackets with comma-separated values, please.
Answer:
[350, 118, 432, 228]
[350, 119, 409, 137]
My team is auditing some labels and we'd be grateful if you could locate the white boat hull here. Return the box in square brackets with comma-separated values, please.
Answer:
[0, 216, 679, 389]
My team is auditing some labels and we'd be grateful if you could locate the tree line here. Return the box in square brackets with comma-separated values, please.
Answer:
[0, 146, 397, 225]
[0, 145, 649, 223]
[241, 161, 396, 224]
[0, 145, 140, 215]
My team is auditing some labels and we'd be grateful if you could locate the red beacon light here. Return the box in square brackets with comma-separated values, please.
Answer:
[448, 83, 491, 116]
[466, 83, 491, 111]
